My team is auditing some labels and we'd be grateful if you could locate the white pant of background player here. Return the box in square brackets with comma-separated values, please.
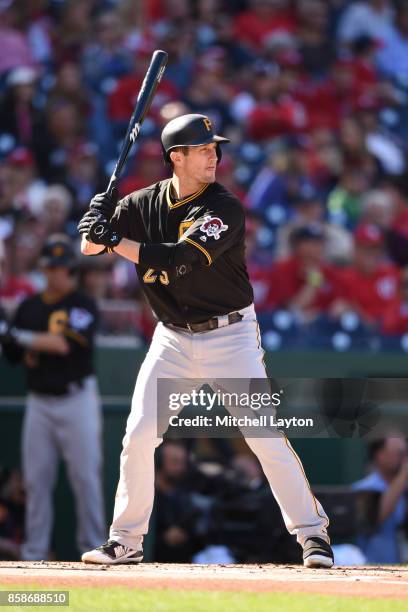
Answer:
[109, 304, 329, 552]
[21, 376, 106, 560]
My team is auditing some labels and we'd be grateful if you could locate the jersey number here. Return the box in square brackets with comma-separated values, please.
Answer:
[142, 222, 193, 286]
[143, 269, 170, 285]
[48, 310, 68, 334]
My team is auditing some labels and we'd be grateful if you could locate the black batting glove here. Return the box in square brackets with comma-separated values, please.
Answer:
[88, 217, 122, 248]
[77, 210, 102, 236]
[90, 191, 117, 218]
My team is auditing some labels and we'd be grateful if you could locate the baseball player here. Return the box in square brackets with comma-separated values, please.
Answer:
[0, 235, 105, 560]
[78, 114, 334, 568]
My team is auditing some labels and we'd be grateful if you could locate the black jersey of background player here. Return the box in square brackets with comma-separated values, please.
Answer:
[110, 179, 254, 325]
[4, 290, 98, 395]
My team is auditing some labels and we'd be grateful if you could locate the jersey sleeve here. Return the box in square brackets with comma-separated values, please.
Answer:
[179, 199, 245, 266]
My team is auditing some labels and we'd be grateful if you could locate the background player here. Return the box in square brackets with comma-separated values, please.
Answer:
[78, 114, 334, 569]
[0, 235, 105, 560]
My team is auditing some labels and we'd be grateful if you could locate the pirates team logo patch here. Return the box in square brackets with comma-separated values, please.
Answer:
[199, 216, 228, 241]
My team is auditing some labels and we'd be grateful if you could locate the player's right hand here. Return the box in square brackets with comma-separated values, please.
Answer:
[0, 322, 21, 347]
[89, 192, 117, 218]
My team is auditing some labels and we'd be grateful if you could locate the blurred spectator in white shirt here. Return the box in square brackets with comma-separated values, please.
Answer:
[376, 2, 408, 81]
[337, 0, 394, 45]
[40, 185, 72, 235]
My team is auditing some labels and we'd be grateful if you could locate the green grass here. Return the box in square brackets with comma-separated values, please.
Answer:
[0, 585, 406, 612]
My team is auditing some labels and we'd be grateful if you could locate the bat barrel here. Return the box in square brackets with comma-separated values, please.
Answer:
[108, 50, 168, 194]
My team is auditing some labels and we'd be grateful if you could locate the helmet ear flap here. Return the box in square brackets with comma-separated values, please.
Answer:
[162, 144, 171, 165]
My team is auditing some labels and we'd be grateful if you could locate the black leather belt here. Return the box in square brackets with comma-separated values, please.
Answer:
[167, 311, 244, 334]
[31, 376, 91, 397]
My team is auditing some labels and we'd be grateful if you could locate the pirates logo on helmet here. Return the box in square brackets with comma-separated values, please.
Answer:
[161, 113, 230, 164]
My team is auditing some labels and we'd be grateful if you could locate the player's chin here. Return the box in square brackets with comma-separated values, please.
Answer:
[203, 169, 217, 183]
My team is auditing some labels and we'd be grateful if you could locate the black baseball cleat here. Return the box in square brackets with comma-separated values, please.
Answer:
[303, 537, 334, 568]
[81, 539, 143, 564]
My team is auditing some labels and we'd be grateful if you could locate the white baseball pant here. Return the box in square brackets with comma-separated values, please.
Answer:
[21, 376, 106, 560]
[110, 304, 329, 549]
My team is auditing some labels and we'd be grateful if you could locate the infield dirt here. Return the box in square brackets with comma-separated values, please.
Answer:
[1, 562, 408, 599]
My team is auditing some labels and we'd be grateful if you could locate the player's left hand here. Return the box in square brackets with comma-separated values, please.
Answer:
[77, 210, 102, 236]
[87, 218, 123, 248]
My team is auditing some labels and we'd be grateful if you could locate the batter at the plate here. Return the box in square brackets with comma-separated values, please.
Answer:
[78, 113, 334, 568]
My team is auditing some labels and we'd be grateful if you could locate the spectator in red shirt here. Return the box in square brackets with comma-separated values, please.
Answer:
[247, 87, 308, 141]
[234, 0, 297, 53]
[382, 266, 408, 335]
[293, 60, 355, 132]
[107, 46, 179, 137]
[332, 223, 399, 325]
[231, 60, 280, 125]
[350, 35, 380, 87]
[294, 47, 384, 135]
[119, 140, 167, 197]
[265, 225, 340, 321]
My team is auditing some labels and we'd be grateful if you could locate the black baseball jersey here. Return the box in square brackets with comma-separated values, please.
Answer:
[109, 179, 254, 325]
[4, 290, 98, 395]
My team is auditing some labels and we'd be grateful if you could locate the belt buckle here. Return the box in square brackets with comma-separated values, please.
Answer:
[217, 314, 229, 328]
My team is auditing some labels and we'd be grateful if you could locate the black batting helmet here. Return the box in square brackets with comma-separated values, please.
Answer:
[39, 234, 77, 270]
[161, 113, 230, 163]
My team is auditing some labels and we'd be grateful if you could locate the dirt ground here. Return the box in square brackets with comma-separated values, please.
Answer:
[1, 562, 408, 599]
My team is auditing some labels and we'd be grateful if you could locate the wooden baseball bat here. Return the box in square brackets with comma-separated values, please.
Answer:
[106, 49, 168, 198]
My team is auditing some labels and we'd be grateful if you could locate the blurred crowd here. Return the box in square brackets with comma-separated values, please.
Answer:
[1, 0, 408, 347]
